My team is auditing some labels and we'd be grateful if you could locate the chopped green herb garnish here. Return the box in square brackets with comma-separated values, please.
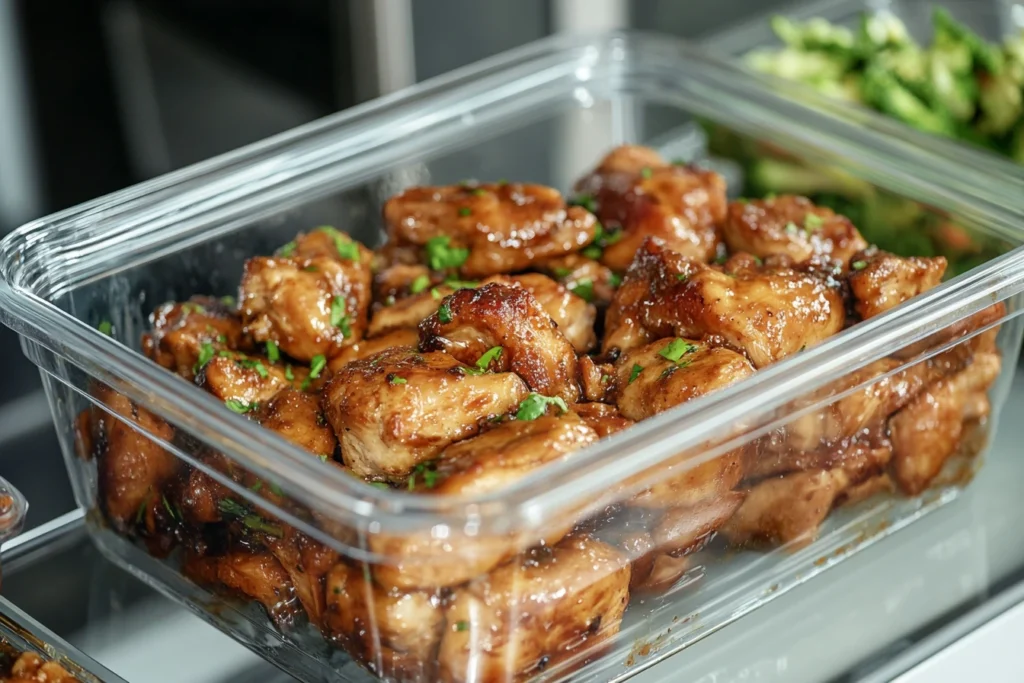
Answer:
[218, 349, 234, 358]
[593, 223, 622, 247]
[181, 302, 208, 315]
[852, 260, 868, 271]
[431, 287, 442, 300]
[629, 364, 643, 384]
[220, 295, 236, 307]
[162, 495, 180, 521]
[194, 342, 215, 373]
[568, 194, 598, 213]
[515, 392, 569, 421]
[553, 267, 573, 279]
[408, 461, 440, 490]
[250, 481, 263, 493]
[784, 222, 799, 235]
[458, 207, 472, 217]
[266, 340, 280, 363]
[384, 294, 396, 307]
[438, 301, 453, 324]
[676, 273, 689, 282]
[715, 253, 729, 265]
[217, 334, 227, 343]
[225, 398, 258, 414]
[304, 265, 318, 272]
[455, 620, 470, 632]
[135, 489, 153, 524]
[640, 167, 653, 179]
[600, 374, 611, 384]
[658, 338, 698, 363]
[330, 297, 350, 336]
[804, 213, 824, 231]
[660, 366, 679, 380]
[569, 278, 595, 303]
[444, 278, 480, 289]
[609, 272, 623, 287]
[237, 358, 269, 378]
[388, 374, 407, 385]
[316, 226, 360, 260]
[471, 188, 486, 196]
[410, 274, 431, 294]
[285, 364, 294, 381]
[217, 498, 284, 538]
[370, 481, 391, 490]
[317, 454, 329, 463]
[425, 236, 470, 271]
[581, 245, 603, 260]
[309, 355, 327, 379]
[278, 241, 297, 257]
[476, 346, 502, 371]
[269, 482, 284, 497]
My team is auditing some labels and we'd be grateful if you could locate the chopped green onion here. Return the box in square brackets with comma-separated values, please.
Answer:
[410, 274, 431, 294]
[438, 302, 453, 324]
[568, 194, 598, 213]
[515, 393, 569, 421]
[569, 278, 595, 303]
[162, 495, 180, 521]
[266, 340, 280, 363]
[444, 278, 480, 289]
[278, 241, 297, 257]
[458, 207, 472, 217]
[784, 222, 799, 235]
[425, 236, 470, 271]
[804, 213, 824, 231]
[852, 260, 868, 271]
[309, 355, 327, 379]
[220, 295, 236, 307]
[629, 364, 643, 384]
[676, 273, 688, 282]
[455, 620, 470, 632]
[658, 338, 697, 363]
[225, 398, 258, 414]
[330, 297, 350, 336]
[640, 167, 653, 179]
[181, 302, 207, 315]
[370, 481, 391, 490]
[284, 364, 294, 381]
[476, 346, 502, 371]
[194, 342, 215, 373]
[553, 267, 573, 279]
[609, 272, 623, 287]
[317, 454, 329, 463]
[431, 287, 442, 300]
[581, 245, 603, 260]
[237, 358, 269, 378]
[388, 374, 407, 385]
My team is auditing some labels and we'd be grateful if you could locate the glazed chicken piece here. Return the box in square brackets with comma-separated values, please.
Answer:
[370, 413, 598, 590]
[142, 296, 250, 381]
[91, 386, 180, 530]
[572, 402, 635, 438]
[267, 529, 339, 625]
[183, 550, 300, 628]
[419, 283, 580, 403]
[604, 239, 846, 367]
[373, 262, 435, 304]
[890, 351, 1001, 495]
[485, 273, 597, 354]
[278, 225, 374, 265]
[577, 356, 616, 403]
[573, 144, 726, 270]
[328, 328, 419, 372]
[195, 350, 303, 408]
[322, 347, 529, 479]
[722, 195, 868, 266]
[614, 337, 756, 421]
[5, 653, 79, 683]
[438, 535, 630, 683]
[367, 284, 457, 338]
[535, 253, 621, 309]
[322, 563, 445, 683]
[382, 182, 598, 278]
[257, 388, 337, 459]
[240, 251, 372, 362]
[848, 247, 947, 320]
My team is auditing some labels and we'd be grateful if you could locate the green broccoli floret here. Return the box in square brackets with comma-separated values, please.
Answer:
[978, 70, 1023, 136]
[861, 65, 957, 136]
[857, 13, 912, 52]
[771, 15, 856, 54]
[928, 56, 978, 122]
[933, 7, 1003, 74]
[746, 47, 850, 84]
[747, 158, 874, 200]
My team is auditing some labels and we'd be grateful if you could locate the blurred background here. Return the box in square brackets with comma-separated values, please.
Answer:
[1, 0, 794, 531]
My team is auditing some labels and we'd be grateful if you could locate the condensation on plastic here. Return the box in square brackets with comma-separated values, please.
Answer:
[1, 30, 1024, 683]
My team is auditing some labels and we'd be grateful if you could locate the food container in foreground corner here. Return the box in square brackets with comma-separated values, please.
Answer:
[1, 30, 1024, 683]
[704, 0, 1024, 277]
[0, 478, 126, 683]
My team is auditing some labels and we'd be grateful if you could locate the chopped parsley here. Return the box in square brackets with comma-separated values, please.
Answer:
[308, 355, 327, 379]
[135, 490, 152, 524]
[217, 498, 283, 537]
[515, 393, 569, 421]
[278, 241, 297, 257]
[317, 454, 329, 463]
[438, 301, 453, 324]
[330, 296, 350, 336]
[784, 222, 799, 235]
[220, 295, 236, 307]
[568, 194, 598, 213]
[458, 207, 472, 217]
[284, 364, 294, 381]
[455, 620, 470, 632]
[194, 342, 215, 373]
[237, 358, 269, 378]
[425, 236, 470, 271]
[369, 481, 391, 490]
[553, 267, 573, 279]
[581, 245, 603, 260]
[410, 274, 431, 294]
[444, 278, 480, 289]
[384, 294, 396, 307]
[569, 278, 595, 303]
[852, 260, 868, 271]
[316, 226, 360, 260]
[181, 302, 207, 315]
[471, 187, 486, 196]
[162, 495, 180, 521]
[225, 398, 258, 414]
[408, 461, 439, 490]
[609, 272, 623, 287]
[431, 287, 442, 300]
[629, 364, 643, 384]
[594, 223, 622, 247]
[388, 374, 407, 385]
[804, 213, 824, 231]
[676, 273, 689, 282]
[266, 340, 280, 363]
[640, 167, 653, 179]
[658, 338, 697, 363]
[476, 346, 502, 371]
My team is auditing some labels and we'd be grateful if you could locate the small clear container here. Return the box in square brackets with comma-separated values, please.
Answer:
[0, 478, 125, 683]
[1, 31, 1024, 683]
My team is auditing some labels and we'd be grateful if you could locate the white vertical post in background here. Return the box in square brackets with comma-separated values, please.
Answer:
[551, 0, 629, 189]
[0, 0, 41, 230]
[345, 0, 417, 104]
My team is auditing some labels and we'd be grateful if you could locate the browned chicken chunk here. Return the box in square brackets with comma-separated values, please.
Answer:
[535, 253, 621, 309]
[142, 296, 250, 381]
[196, 350, 300, 408]
[383, 182, 597, 278]
[438, 536, 630, 683]
[890, 351, 1001, 494]
[848, 248, 947, 320]
[328, 328, 420, 372]
[257, 388, 337, 459]
[722, 195, 868, 266]
[367, 285, 457, 338]
[240, 251, 372, 362]
[573, 402, 635, 438]
[419, 283, 580, 403]
[267, 530, 338, 627]
[279, 226, 373, 264]
[183, 551, 299, 628]
[574, 145, 726, 270]
[322, 563, 445, 683]
[6, 652, 80, 683]
[321, 347, 529, 479]
[488, 273, 597, 354]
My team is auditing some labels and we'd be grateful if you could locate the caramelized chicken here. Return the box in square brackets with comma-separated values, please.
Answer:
[890, 351, 1001, 494]
[183, 551, 299, 628]
[280, 226, 374, 264]
[92, 386, 180, 529]
[370, 414, 597, 590]
[323, 563, 444, 682]
[572, 402, 635, 438]
[142, 296, 250, 381]
[4, 652, 79, 683]
[322, 347, 529, 479]
[419, 283, 580, 403]
[722, 195, 868, 266]
[257, 388, 337, 459]
[328, 328, 420, 372]
[535, 253, 620, 308]
[383, 182, 598, 277]
[240, 252, 372, 362]
[614, 338, 755, 421]
[367, 285, 456, 338]
[438, 536, 630, 683]
[195, 351, 300, 407]
[574, 145, 726, 270]
[488, 273, 597, 354]
[373, 262, 434, 304]
[267, 530, 338, 626]
[604, 239, 846, 366]
[848, 248, 947, 320]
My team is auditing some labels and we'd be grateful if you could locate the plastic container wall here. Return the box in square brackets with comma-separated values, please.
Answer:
[1, 32, 1024, 683]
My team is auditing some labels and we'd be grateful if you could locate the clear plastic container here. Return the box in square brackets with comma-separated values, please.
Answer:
[1, 31, 1024, 683]
[0, 477, 125, 683]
